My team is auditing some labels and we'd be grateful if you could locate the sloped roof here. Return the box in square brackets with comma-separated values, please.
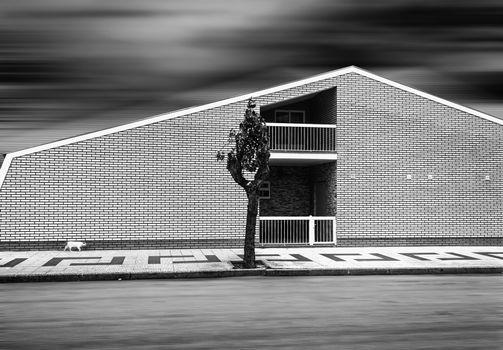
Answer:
[1, 66, 502, 187]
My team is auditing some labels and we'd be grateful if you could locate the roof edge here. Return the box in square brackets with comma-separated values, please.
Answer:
[354, 67, 503, 126]
[0, 66, 356, 187]
[6, 66, 358, 159]
[1, 65, 502, 188]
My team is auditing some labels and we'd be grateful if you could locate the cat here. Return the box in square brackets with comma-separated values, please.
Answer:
[64, 241, 87, 251]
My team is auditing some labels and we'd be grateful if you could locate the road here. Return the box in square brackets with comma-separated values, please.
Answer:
[1, 275, 502, 349]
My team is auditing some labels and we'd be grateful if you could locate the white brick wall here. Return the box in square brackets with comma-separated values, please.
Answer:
[1, 72, 502, 249]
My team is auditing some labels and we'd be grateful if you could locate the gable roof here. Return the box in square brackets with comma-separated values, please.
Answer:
[1, 66, 502, 188]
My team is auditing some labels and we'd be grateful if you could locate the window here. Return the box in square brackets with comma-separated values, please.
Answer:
[274, 110, 305, 123]
[258, 181, 270, 199]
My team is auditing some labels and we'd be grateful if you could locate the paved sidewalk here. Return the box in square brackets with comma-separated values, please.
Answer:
[1, 246, 502, 282]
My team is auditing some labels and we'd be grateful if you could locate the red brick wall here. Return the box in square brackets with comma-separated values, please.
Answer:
[1, 71, 502, 249]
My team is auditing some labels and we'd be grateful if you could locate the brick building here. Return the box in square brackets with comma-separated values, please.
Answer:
[1, 66, 502, 250]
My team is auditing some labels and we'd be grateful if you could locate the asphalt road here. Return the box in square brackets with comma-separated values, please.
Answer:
[1, 275, 502, 350]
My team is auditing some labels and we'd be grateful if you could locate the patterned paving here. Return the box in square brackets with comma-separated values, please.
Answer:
[1, 247, 502, 279]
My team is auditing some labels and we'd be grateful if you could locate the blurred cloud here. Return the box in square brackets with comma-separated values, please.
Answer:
[1, 0, 503, 152]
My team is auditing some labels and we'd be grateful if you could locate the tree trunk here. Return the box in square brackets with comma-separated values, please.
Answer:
[243, 191, 259, 268]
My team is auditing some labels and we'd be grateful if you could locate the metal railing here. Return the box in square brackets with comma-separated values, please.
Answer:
[259, 216, 336, 245]
[267, 123, 337, 152]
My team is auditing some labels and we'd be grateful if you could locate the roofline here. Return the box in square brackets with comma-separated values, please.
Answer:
[1, 65, 502, 188]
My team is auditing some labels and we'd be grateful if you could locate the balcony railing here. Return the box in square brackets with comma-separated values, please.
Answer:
[267, 123, 336, 152]
[259, 216, 336, 245]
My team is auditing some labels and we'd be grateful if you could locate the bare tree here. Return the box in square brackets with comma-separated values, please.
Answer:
[217, 98, 270, 268]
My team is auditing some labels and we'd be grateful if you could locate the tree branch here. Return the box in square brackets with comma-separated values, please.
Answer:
[227, 153, 250, 190]
[253, 151, 270, 185]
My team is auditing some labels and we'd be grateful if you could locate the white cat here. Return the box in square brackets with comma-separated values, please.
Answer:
[64, 241, 87, 251]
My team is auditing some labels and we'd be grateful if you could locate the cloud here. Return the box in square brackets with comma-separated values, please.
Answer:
[0, 0, 502, 152]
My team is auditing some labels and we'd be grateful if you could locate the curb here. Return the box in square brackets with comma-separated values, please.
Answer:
[0, 269, 266, 283]
[264, 267, 503, 276]
[1, 266, 502, 283]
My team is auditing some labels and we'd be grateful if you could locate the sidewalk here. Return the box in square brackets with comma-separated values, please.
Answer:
[1, 246, 502, 282]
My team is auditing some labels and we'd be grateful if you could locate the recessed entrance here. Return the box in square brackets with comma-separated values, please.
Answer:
[258, 164, 336, 246]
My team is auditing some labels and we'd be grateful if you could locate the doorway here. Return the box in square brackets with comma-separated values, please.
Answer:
[313, 181, 328, 216]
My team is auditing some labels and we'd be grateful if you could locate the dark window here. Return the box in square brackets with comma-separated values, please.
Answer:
[274, 110, 305, 123]
[258, 181, 270, 199]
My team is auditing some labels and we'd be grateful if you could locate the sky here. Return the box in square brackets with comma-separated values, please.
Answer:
[1, 0, 503, 153]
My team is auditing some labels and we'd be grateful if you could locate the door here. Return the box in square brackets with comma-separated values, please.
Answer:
[313, 181, 335, 243]
[314, 181, 328, 216]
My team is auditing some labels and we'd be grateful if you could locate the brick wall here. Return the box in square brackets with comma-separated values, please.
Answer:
[1, 71, 503, 249]
[0, 104, 253, 250]
[0, 73, 350, 250]
[259, 166, 313, 216]
[311, 162, 337, 216]
[336, 74, 503, 246]
[258, 163, 337, 218]
[312, 87, 337, 124]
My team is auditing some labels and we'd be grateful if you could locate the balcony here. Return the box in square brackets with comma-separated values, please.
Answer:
[267, 123, 337, 165]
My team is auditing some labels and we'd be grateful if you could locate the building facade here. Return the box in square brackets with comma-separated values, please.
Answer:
[1, 66, 502, 250]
